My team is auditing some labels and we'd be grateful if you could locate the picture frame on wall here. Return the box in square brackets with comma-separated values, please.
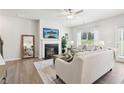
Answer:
[65, 33, 69, 40]
[43, 28, 59, 39]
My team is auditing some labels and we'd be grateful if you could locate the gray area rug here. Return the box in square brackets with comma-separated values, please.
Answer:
[34, 59, 63, 84]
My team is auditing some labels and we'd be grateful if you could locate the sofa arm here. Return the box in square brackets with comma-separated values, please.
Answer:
[55, 58, 71, 65]
[55, 58, 72, 81]
[55, 58, 71, 71]
[55, 56, 84, 84]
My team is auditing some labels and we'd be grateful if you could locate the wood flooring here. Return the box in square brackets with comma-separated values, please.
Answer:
[95, 62, 124, 84]
[5, 58, 124, 84]
[6, 58, 43, 84]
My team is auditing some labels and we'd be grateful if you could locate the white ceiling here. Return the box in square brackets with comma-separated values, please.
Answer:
[0, 9, 124, 27]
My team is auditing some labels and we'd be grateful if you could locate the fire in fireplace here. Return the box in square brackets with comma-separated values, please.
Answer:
[45, 44, 58, 59]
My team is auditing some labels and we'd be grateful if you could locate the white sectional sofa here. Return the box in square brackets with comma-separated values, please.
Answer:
[55, 50, 115, 84]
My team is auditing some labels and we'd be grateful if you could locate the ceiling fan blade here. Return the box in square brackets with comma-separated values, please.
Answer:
[56, 14, 66, 17]
[57, 9, 83, 18]
[75, 10, 83, 15]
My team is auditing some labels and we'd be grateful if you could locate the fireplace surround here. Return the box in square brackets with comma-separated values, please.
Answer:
[45, 44, 59, 59]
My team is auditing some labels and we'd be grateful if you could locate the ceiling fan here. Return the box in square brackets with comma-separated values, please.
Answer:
[59, 9, 84, 19]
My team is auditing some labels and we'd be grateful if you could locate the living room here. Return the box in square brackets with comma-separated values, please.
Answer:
[1, 9, 124, 84]
[1, 1, 124, 93]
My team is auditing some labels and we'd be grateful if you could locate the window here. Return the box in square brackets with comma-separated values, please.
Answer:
[118, 28, 124, 56]
[77, 29, 98, 47]
[81, 32, 94, 44]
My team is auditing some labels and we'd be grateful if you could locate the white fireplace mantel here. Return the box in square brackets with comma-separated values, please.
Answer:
[39, 38, 61, 59]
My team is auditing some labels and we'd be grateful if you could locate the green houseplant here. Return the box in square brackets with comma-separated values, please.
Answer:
[61, 36, 67, 53]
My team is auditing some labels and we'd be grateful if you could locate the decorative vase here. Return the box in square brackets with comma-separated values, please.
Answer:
[62, 49, 65, 53]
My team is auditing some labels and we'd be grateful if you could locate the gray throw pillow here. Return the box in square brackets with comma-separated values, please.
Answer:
[63, 53, 73, 62]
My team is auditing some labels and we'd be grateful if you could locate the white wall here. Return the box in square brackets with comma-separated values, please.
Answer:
[71, 14, 124, 48]
[0, 15, 39, 61]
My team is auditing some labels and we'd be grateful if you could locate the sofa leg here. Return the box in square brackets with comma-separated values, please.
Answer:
[110, 68, 112, 71]
[2, 77, 6, 84]
[56, 75, 59, 79]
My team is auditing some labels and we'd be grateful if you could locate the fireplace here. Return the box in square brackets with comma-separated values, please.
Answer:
[45, 44, 58, 59]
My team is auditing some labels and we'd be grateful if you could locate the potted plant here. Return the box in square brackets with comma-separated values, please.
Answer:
[61, 36, 67, 53]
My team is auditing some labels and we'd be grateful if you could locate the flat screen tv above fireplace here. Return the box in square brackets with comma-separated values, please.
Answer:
[43, 28, 59, 39]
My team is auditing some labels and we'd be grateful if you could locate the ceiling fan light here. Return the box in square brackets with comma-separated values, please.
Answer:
[67, 15, 73, 19]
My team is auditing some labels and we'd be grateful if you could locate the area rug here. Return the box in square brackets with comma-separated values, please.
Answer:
[34, 59, 63, 84]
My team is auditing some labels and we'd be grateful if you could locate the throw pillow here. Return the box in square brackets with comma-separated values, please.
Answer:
[62, 53, 74, 62]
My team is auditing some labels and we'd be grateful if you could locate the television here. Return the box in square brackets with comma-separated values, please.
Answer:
[43, 28, 59, 39]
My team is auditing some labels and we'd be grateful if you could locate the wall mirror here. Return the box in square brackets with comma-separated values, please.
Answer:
[21, 35, 35, 59]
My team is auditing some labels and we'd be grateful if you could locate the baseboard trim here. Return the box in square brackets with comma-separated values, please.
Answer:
[5, 58, 21, 62]
[5, 56, 39, 62]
